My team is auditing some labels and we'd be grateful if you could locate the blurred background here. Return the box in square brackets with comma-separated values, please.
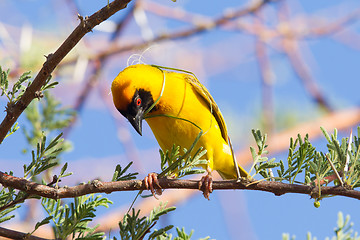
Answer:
[1, 0, 360, 239]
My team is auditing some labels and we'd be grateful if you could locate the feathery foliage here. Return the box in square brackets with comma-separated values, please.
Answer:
[0, 68, 71, 226]
[118, 202, 175, 240]
[0, 181, 22, 224]
[0, 67, 58, 139]
[0, 67, 31, 138]
[40, 194, 112, 239]
[112, 162, 138, 181]
[159, 144, 207, 179]
[0, 67, 31, 105]
[23, 91, 74, 149]
[23, 133, 64, 180]
[250, 127, 360, 203]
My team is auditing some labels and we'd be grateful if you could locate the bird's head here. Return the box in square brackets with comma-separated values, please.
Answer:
[111, 64, 164, 135]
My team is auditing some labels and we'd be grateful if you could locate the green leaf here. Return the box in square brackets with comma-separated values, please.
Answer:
[0, 215, 15, 224]
[309, 161, 317, 174]
[250, 147, 257, 161]
[34, 216, 53, 231]
[60, 162, 68, 176]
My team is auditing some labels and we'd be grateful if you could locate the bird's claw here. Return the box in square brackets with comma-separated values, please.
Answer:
[199, 174, 213, 200]
[144, 172, 162, 199]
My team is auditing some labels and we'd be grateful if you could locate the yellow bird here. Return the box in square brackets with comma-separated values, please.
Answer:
[111, 64, 247, 198]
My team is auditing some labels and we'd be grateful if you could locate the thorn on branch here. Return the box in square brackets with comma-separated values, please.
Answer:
[47, 175, 59, 187]
[92, 179, 104, 188]
[34, 91, 44, 100]
[44, 53, 53, 62]
[78, 14, 93, 32]
[5, 102, 15, 115]
[273, 191, 284, 196]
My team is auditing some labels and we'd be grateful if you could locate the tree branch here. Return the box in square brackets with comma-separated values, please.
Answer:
[1, 171, 359, 201]
[0, 226, 50, 240]
[0, 0, 132, 144]
[59, 0, 270, 68]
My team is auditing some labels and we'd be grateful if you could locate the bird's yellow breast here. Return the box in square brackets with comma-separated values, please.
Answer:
[145, 72, 236, 177]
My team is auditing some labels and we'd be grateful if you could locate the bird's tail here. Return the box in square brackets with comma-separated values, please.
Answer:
[238, 164, 248, 177]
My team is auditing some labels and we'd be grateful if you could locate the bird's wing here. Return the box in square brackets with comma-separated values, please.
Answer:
[185, 75, 229, 143]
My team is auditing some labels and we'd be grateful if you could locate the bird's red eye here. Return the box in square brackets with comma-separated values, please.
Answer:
[136, 98, 141, 106]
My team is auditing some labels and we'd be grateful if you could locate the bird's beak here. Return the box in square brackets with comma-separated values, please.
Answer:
[127, 110, 143, 136]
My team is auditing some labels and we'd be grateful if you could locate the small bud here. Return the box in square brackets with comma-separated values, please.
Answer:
[314, 201, 320, 208]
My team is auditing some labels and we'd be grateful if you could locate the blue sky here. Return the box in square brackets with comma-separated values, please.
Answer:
[1, 0, 360, 239]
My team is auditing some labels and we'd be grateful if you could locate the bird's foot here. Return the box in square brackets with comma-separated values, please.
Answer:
[144, 172, 162, 199]
[199, 173, 213, 200]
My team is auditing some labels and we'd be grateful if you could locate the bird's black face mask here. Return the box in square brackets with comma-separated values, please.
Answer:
[118, 89, 156, 136]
